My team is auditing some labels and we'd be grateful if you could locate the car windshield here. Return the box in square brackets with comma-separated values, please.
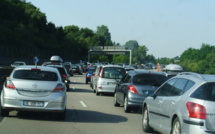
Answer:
[133, 74, 167, 86]
[102, 67, 125, 79]
[13, 70, 58, 81]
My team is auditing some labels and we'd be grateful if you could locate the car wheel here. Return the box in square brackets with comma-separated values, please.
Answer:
[92, 85, 96, 93]
[0, 107, 9, 117]
[171, 117, 181, 134]
[124, 96, 130, 113]
[113, 93, 120, 106]
[142, 107, 153, 132]
[66, 84, 69, 91]
[58, 108, 66, 120]
[86, 80, 88, 84]
[96, 89, 100, 96]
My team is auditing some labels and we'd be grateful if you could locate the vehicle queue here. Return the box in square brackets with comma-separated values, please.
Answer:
[1, 56, 215, 134]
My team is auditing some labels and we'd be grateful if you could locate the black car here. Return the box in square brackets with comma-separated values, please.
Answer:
[63, 62, 74, 76]
[46, 65, 70, 91]
[72, 64, 83, 75]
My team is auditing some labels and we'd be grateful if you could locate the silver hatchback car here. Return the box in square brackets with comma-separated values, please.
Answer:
[0, 66, 67, 120]
[142, 72, 215, 134]
[92, 65, 126, 95]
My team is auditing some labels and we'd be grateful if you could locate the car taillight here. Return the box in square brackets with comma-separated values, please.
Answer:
[53, 84, 64, 92]
[87, 75, 91, 78]
[100, 68, 104, 78]
[62, 74, 68, 78]
[186, 102, 206, 119]
[128, 85, 138, 94]
[5, 80, 16, 89]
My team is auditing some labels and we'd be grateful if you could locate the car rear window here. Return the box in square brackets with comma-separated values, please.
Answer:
[133, 74, 167, 86]
[190, 82, 215, 101]
[56, 68, 66, 74]
[102, 67, 125, 79]
[13, 70, 58, 81]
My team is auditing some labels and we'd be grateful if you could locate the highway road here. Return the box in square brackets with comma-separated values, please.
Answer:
[0, 74, 158, 134]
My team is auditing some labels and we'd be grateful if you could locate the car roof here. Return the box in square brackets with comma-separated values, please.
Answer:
[45, 64, 64, 68]
[14, 65, 58, 72]
[128, 70, 167, 76]
[101, 65, 125, 68]
[176, 72, 215, 82]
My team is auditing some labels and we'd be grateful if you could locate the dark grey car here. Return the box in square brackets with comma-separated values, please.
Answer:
[114, 70, 167, 113]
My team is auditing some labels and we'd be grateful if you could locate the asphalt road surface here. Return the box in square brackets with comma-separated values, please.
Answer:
[0, 74, 158, 134]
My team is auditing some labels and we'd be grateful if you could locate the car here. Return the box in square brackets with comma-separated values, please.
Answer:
[0, 66, 67, 120]
[11, 61, 26, 67]
[92, 65, 126, 95]
[63, 62, 74, 76]
[72, 64, 83, 75]
[142, 72, 215, 134]
[85, 67, 96, 84]
[124, 67, 135, 73]
[163, 64, 183, 79]
[114, 70, 168, 113]
[45, 65, 70, 91]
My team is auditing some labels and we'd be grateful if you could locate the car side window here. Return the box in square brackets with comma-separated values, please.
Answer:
[190, 82, 215, 101]
[156, 78, 178, 96]
[184, 80, 195, 92]
[123, 75, 131, 83]
[169, 79, 188, 96]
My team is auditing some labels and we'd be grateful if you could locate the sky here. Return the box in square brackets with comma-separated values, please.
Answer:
[26, 0, 215, 58]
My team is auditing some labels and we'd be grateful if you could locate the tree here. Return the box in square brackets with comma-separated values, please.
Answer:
[124, 40, 139, 50]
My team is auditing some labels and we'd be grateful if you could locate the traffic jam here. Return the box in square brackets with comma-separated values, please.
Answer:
[1, 56, 215, 134]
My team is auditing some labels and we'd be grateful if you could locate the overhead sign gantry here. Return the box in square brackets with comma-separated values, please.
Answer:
[88, 46, 132, 64]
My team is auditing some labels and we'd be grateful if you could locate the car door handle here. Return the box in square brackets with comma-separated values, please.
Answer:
[158, 100, 163, 104]
[171, 102, 175, 106]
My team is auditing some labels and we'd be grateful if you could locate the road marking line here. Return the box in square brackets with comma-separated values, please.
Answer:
[80, 101, 87, 107]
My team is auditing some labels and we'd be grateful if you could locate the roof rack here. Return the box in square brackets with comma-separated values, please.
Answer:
[177, 72, 204, 80]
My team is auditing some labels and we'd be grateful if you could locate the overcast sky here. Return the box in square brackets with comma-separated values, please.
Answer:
[26, 0, 215, 58]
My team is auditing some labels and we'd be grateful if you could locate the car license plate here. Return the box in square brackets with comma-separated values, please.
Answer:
[23, 101, 44, 107]
[107, 82, 115, 85]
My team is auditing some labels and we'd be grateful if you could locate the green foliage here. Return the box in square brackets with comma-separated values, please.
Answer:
[180, 43, 215, 74]
[113, 55, 129, 64]
[124, 40, 139, 50]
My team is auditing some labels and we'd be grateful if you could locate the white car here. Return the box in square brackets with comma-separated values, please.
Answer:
[0, 66, 67, 120]
[11, 61, 26, 67]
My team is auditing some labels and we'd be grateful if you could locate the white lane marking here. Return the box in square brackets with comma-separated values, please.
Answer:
[80, 101, 87, 108]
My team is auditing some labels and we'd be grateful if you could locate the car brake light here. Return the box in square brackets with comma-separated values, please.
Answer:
[5, 80, 16, 89]
[128, 85, 138, 94]
[186, 102, 206, 119]
[87, 75, 91, 78]
[53, 84, 64, 92]
[100, 68, 104, 78]
[31, 68, 41, 71]
[61, 74, 68, 78]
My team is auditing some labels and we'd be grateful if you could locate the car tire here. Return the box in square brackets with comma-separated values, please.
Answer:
[113, 93, 120, 107]
[58, 108, 66, 120]
[171, 117, 181, 134]
[86, 80, 88, 84]
[0, 107, 9, 117]
[92, 85, 96, 93]
[124, 96, 130, 113]
[66, 84, 69, 91]
[96, 89, 100, 96]
[142, 107, 153, 132]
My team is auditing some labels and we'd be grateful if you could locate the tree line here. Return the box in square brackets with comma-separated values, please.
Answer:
[0, 0, 214, 74]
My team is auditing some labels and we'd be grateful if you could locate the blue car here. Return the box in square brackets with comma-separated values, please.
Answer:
[86, 67, 95, 84]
